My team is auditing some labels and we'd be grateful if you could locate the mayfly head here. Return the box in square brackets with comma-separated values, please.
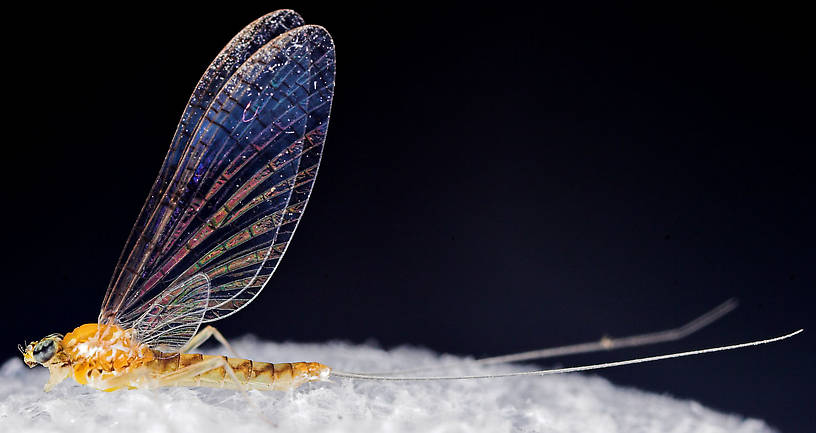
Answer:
[21, 334, 65, 368]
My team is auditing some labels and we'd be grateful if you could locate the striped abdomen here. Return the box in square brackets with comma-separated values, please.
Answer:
[148, 352, 331, 391]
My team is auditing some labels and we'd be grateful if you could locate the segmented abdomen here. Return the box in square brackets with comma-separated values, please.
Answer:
[149, 352, 330, 391]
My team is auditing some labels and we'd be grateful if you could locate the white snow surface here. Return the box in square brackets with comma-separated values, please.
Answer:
[1, 336, 774, 433]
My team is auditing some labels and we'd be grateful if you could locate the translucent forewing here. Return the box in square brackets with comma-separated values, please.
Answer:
[122, 273, 211, 352]
[98, 13, 335, 349]
[99, 10, 305, 325]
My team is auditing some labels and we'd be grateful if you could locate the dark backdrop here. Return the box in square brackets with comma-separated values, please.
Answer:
[4, 4, 812, 432]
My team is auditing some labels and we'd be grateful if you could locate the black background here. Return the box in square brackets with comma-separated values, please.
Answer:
[4, 4, 813, 432]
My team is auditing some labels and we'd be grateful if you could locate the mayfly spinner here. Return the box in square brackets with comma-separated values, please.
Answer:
[20, 10, 801, 394]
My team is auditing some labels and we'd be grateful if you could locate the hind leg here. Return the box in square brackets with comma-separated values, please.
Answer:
[180, 325, 241, 358]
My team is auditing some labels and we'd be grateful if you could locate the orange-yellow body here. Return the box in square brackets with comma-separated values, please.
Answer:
[62, 323, 155, 387]
[149, 352, 331, 391]
[25, 323, 330, 392]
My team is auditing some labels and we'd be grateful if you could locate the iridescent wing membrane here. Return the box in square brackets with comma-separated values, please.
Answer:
[98, 10, 335, 351]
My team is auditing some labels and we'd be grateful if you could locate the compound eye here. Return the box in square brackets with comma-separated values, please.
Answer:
[32, 340, 56, 363]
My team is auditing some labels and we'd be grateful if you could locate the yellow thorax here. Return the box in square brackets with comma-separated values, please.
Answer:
[62, 323, 154, 385]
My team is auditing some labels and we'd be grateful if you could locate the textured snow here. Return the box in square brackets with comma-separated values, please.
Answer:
[0, 336, 774, 433]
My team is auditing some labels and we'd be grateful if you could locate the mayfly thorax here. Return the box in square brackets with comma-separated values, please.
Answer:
[20, 9, 800, 395]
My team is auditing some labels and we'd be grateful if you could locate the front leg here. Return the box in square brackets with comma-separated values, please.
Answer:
[180, 325, 241, 358]
[43, 365, 71, 392]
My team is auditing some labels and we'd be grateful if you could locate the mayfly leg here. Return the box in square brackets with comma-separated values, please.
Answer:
[179, 325, 242, 358]
[88, 369, 152, 392]
[154, 355, 268, 418]
[377, 298, 739, 375]
[157, 356, 246, 390]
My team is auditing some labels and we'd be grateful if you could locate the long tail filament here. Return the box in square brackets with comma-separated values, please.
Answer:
[331, 329, 802, 381]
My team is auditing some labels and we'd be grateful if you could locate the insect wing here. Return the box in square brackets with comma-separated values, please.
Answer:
[98, 13, 335, 347]
[121, 273, 211, 352]
[100, 10, 305, 323]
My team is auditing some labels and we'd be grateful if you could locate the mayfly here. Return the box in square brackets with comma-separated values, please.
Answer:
[20, 10, 800, 394]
